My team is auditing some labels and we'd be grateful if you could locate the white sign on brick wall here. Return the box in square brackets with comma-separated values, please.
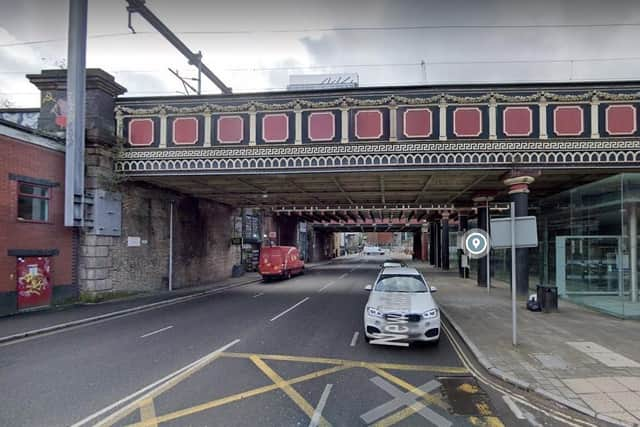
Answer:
[127, 236, 141, 247]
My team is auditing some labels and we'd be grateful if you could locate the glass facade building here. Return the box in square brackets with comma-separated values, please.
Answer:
[465, 173, 640, 318]
[537, 173, 640, 318]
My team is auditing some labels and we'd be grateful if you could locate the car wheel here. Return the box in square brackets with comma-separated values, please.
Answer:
[364, 334, 371, 343]
[286, 271, 292, 280]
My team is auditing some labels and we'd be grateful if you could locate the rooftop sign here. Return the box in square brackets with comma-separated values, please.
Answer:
[287, 73, 359, 90]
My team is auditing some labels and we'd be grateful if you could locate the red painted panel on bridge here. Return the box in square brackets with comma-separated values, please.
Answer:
[403, 108, 432, 138]
[17, 257, 52, 310]
[263, 114, 289, 143]
[173, 117, 198, 145]
[453, 108, 482, 137]
[553, 106, 583, 136]
[128, 118, 154, 146]
[606, 105, 636, 135]
[355, 110, 383, 139]
[503, 107, 532, 136]
[308, 112, 335, 141]
[217, 116, 244, 143]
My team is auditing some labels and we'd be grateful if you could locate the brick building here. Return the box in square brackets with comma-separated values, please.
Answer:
[0, 118, 74, 316]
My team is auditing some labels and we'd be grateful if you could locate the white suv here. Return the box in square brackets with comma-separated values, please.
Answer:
[364, 267, 440, 345]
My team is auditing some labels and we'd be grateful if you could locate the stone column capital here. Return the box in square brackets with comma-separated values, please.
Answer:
[504, 175, 535, 194]
[472, 195, 494, 204]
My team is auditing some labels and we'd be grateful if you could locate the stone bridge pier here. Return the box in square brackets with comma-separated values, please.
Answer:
[28, 70, 242, 296]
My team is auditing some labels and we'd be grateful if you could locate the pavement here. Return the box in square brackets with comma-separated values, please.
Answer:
[0, 256, 539, 427]
[418, 264, 640, 427]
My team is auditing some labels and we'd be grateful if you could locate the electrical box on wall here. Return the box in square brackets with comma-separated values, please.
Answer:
[90, 190, 122, 236]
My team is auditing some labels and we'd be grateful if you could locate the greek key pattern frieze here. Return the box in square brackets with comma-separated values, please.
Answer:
[118, 139, 640, 161]
[115, 147, 640, 175]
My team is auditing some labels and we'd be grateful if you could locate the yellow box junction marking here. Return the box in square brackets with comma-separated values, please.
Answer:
[124, 365, 348, 427]
[138, 399, 157, 427]
[102, 351, 472, 427]
[222, 351, 469, 374]
[250, 355, 332, 427]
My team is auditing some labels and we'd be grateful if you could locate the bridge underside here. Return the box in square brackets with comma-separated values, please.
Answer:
[133, 168, 624, 224]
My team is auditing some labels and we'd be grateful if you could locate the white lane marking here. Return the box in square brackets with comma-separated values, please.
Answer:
[318, 281, 336, 292]
[502, 394, 525, 420]
[140, 325, 174, 338]
[70, 339, 239, 427]
[338, 273, 348, 279]
[308, 384, 333, 427]
[270, 297, 310, 322]
[363, 377, 450, 426]
[521, 407, 543, 427]
[252, 292, 265, 298]
[350, 331, 359, 347]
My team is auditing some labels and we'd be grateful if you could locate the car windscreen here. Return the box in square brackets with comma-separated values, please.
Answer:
[374, 275, 428, 293]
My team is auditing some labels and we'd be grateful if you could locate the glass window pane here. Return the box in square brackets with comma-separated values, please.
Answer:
[18, 196, 48, 221]
[19, 183, 48, 197]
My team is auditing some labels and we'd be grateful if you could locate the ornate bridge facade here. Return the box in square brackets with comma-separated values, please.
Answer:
[114, 83, 640, 177]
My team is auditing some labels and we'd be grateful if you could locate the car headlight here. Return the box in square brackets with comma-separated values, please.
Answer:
[367, 306, 383, 318]
[422, 308, 439, 319]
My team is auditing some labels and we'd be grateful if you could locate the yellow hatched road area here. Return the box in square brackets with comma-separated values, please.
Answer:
[96, 351, 503, 427]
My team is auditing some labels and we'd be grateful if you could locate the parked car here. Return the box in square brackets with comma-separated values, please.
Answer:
[259, 246, 305, 281]
[363, 267, 440, 345]
[363, 246, 385, 255]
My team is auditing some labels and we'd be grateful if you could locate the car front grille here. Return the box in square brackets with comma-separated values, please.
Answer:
[384, 313, 421, 322]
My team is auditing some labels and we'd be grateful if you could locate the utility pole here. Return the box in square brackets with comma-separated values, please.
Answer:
[65, 0, 87, 226]
[126, 0, 231, 94]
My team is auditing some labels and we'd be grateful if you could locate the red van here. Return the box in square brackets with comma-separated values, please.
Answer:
[259, 246, 304, 281]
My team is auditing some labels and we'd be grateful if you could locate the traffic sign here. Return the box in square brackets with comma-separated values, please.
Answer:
[462, 228, 490, 259]
[490, 216, 538, 249]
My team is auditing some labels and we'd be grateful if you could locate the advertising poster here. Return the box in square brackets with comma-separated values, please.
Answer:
[16, 257, 52, 310]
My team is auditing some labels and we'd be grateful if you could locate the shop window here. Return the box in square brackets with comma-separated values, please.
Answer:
[18, 182, 49, 222]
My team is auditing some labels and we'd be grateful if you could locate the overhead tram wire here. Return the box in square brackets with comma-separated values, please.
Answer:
[2, 21, 640, 48]
[5, 56, 640, 76]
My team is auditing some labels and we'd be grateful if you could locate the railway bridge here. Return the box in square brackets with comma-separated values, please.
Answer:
[26, 70, 640, 299]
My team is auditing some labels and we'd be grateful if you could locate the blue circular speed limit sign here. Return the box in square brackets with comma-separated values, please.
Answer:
[462, 229, 490, 259]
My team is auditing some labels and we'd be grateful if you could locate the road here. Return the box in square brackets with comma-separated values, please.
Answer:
[0, 256, 593, 427]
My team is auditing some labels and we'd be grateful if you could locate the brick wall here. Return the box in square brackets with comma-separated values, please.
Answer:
[79, 181, 240, 294]
[365, 232, 394, 246]
[173, 198, 240, 287]
[0, 133, 74, 315]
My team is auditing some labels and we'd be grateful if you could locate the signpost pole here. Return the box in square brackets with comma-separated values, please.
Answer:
[511, 201, 517, 346]
[486, 198, 490, 294]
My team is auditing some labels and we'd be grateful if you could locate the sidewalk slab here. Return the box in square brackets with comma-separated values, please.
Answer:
[414, 264, 640, 426]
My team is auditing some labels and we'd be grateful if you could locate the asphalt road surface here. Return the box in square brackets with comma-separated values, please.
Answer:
[0, 256, 595, 427]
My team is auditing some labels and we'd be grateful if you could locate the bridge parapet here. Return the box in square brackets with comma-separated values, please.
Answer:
[115, 83, 640, 174]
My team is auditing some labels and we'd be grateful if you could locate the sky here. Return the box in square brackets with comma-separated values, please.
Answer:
[1, 0, 640, 107]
